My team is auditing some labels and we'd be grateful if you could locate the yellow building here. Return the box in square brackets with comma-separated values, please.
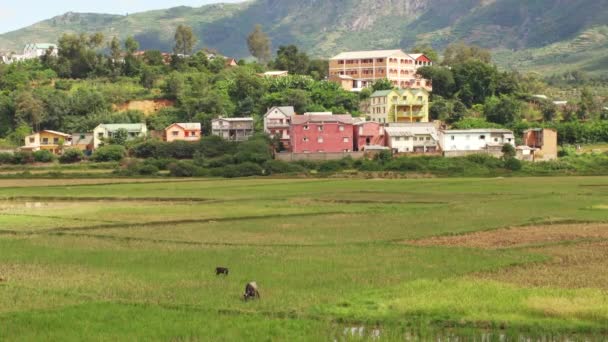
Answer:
[366, 89, 430, 123]
[22, 130, 71, 155]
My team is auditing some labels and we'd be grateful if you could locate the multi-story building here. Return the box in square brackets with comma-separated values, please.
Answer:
[290, 114, 354, 153]
[384, 123, 439, 154]
[439, 129, 515, 157]
[211, 118, 254, 142]
[264, 106, 295, 150]
[164, 123, 202, 142]
[367, 88, 430, 124]
[93, 123, 148, 149]
[353, 121, 385, 151]
[22, 130, 72, 155]
[329, 49, 432, 92]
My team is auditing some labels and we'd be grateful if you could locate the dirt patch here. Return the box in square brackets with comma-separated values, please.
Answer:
[113, 99, 175, 116]
[406, 223, 608, 249]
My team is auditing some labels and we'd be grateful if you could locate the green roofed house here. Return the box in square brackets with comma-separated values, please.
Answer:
[366, 88, 429, 124]
[93, 123, 148, 149]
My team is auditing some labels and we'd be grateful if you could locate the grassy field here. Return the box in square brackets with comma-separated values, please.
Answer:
[1, 177, 608, 340]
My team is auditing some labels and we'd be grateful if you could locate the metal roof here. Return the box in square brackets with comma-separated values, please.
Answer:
[331, 49, 410, 60]
[168, 123, 202, 130]
[292, 114, 353, 125]
[97, 123, 147, 132]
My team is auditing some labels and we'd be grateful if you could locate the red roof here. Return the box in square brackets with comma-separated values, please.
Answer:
[291, 114, 353, 125]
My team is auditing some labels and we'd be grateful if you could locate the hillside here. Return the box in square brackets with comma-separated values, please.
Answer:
[2, 0, 608, 75]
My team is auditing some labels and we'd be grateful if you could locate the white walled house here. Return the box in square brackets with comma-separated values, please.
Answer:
[384, 123, 439, 153]
[23, 43, 58, 59]
[264, 106, 295, 150]
[439, 129, 515, 157]
[93, 123, 148, 149]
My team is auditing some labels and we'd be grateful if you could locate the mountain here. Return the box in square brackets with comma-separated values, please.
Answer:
[2, 0, 608, 75]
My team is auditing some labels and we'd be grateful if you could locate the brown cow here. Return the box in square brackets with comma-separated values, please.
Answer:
[243, 282, 260, 301]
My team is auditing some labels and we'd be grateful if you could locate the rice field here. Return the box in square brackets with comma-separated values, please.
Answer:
[1, 177, 608, 340]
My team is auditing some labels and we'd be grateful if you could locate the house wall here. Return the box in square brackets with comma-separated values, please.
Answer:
[367, 89, 429, 123]
[291, 122, 354, 153]
[440, 132, 515, 152]
[523, 129, 558, 161]
[276, 151, 366, 162]
[387, 135, 438, 153]
[165, 125, 201, 142]
[354, 122, 385, 151]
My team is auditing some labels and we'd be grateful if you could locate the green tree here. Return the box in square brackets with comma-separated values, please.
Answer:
[272, 45, 310, 75]
[578, 88, 595, 121]
[484, 95, 521, 125]
[124, 36, 139, 55]
[371, 78, 394, 92]
[173, 25, 198, 56]
[452, 61, 498, 106]
[15, 91, 45, 131]
[111, 128, 129, 145]
[247, 24, 271, 64]
[412, 43, 439, 63]
[416, 66, 455, 99]
[501, 143, 516, 159]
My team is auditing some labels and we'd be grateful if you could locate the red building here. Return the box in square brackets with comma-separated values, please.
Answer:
[353, 121, 386, 151]
[290, 114, 354, 153]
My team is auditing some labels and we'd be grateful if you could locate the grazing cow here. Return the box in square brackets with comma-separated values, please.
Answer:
[215, 267, 229, 276]
[243, 282, 260, 301]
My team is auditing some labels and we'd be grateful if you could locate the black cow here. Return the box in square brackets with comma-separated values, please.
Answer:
[243, 282, 260, 301]
[216, 267, 229, 276]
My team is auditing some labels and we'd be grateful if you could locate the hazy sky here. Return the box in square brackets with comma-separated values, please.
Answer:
[0, 0, 244, 34]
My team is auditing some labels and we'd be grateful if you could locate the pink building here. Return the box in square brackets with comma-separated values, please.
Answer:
[353, 121, 386, 151]
[290, 114, 354, 153]
[164, 123, 202, 142]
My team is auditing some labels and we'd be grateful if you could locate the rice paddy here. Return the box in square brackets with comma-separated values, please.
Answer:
[1, 176, 608, 340]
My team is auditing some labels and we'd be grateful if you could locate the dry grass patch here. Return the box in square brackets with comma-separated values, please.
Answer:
[406, 223, 608, 249]
[0, 178, 188, 188]
[481, 241, 608, 290]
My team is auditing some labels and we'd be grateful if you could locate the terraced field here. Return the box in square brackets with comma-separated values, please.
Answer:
[1, 177, 608, 340]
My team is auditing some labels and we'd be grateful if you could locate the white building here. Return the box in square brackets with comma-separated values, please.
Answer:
[93, 123, 148, 149]
[211, 118, 254, 142]
[384, 123, 439, 153]
[23, 43, 58, 59]
[264, 106, 295, 149]
[439, 129, 515, 156]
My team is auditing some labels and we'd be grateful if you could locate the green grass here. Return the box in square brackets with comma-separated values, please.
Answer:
[1, 177, 608, 340]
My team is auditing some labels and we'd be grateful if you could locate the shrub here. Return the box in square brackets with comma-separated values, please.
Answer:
[33, 150, 55, 163]
[59, 149, 84, 164]
[502, 144, 516, 159]
[263, 160, 307, 175]
[117, 159, 160, 176]
[234, 138, 273, 164]
[168, 161, 200, 177]
[12, 151, 34, 164]
[143, 158, 177, 171]
[318, 160, 344, 173]
[205, 155, 235, 168]
[91, 145, 127, 162]
[373, 150, 393, 164]
[211, 162, 264, 178]
[0, 153, 13, 164]
[504, 157, 522, 171]
[197, 136, 237, 158]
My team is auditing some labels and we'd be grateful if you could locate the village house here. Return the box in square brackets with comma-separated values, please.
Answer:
[367, 88, 430, 124]
[353, 121, 386, 151]
[328, 49, 432, 92]
[93, 123, 148, 149]
[384, 123, 439, 154]
[290, 114, 354, 153]
[522, 128, 558, 161]
[71, 133, 94, 155]
[164, 123, 202, 142]
[22, 130, 72, 155]
[264, 106, 296, 150]
[439, 129, 515, 157]
[211, 118, 254, 142]
[260, 71, 289, 78]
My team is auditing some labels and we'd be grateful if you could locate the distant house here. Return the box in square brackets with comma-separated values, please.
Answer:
[522, 128, 558, 161]
[71, 133, 94, 155]
[23, 43, 58, 59]
[225, 58, 238, 67]
[211, 118, 254, 142]
[384, 123, 439, 154]
[22, 130, 71, 155]
[367, 88, 430, 124]
[93, 123, 148, 149]
[290, 114, 354, 153]
[353, 121, 385, 151]
[440, 129, 515, 157]
[164, 123, 202, 142]
[264, 106, 296, 150]
[260, 71, 289, 78]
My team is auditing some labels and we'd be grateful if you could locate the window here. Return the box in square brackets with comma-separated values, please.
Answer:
[53, 138, 59, 144]
[80, 135, 85, 140]
[479, 135, 486, 140]
[451, 136, 455, 141]
[343, 137, 350, 143]
[317, 137, 324, 143]
[98, 133, 104, 138]
[42, 138, 49, 145]
[318, 125, 324, 132]
[303, 137, 309, 142]
[418, 96, 423, 101]
[29, 137, 35, 143]
[426, 137, 431, 141]
[494, 138, 499, 142]
[304, 125, 309, 130]
[339, 125, 345, 132]
[172, 131, 179, 136]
